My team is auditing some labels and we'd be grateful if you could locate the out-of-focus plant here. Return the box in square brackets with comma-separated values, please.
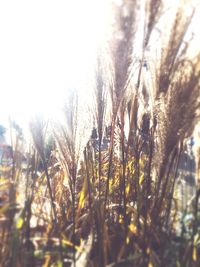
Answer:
[0, 0, 200, 267]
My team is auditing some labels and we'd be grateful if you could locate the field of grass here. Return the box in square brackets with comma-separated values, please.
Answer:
[0, 0, 200, 266]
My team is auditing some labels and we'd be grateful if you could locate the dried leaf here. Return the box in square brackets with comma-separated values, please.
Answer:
[129, 223, 137, 234]
[139, 173, 144, 185]
[148, 262, 153, 267]
[42, 255, 51, 267]
[16, 217, 24, 229]
[78, 190, 85, 209]
[193, 246, 197, 262]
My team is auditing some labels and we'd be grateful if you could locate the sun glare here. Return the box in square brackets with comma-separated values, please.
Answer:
[0, 0, 110, 126]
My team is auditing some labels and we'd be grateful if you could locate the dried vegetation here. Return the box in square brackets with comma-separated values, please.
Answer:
[0, 0, 200, 266]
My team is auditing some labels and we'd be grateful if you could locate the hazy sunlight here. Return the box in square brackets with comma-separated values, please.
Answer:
[0, 0, 110, 125]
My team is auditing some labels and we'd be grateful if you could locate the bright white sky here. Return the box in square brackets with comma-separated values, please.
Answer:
[0, 0, 110, 126]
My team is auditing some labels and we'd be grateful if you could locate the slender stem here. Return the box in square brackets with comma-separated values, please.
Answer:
[143, 131, 153, 247]
[165, 143, 182, 228]
[120, 111, 128, 230]
[43, 161, 57, 224]
[104, 118, 116, 216]
[71, 164, 77, 267]
[98, 139, 102, 199]
[156, 148, 177, 216]
[84, 149, 92, 210]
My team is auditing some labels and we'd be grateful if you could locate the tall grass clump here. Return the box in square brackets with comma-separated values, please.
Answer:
[0, 0, 200, 266]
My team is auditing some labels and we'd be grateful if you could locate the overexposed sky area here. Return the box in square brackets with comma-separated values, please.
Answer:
[0, 0, 109, 126]
[0, 0, 199, 128]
